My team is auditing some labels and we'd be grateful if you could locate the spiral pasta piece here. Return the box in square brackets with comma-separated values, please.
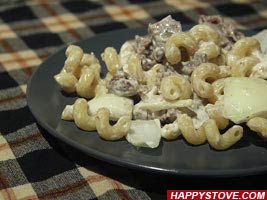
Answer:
[161, 118, 181, 140]
[61, 105, 73, 120]
[54, 45, 84, 93]
[207, 78, 226, 103]
[101, 47, 120, 75]
[73, 98, 96, 131]
[73, 53, 99, 78]
[76, 63, 101, 98]
[127, 54, 146, 84]
[196, 41, 220, 60]
[232, 37, 260, 58]
[177, 114, 243, 150]
[54, 72, 78, 93]
[227, 37, 260, 67]
[189, 24, 220, 44]
[178, 114, 206, 145]
[231, 56, 260, 77]
[95, 108, 131, 140]
[160, 74, 192, 100]
[165, 32, 198, 64]
[64, 45, 83, 73]
[205, 103, 229, 130]
[204, 119, 243, 150]
[80, 53, 99, 67]
[191, 63, 220, 98]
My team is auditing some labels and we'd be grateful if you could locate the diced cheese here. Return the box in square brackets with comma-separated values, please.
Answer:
[88, 94, 133, 120]
[223, 77, 267, 124]
[126, 120, 161, 148]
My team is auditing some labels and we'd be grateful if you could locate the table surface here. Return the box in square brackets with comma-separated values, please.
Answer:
[0, 0, 267, 200]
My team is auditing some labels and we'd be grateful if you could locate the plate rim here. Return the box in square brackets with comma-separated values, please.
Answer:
[26, 27, 267, 177]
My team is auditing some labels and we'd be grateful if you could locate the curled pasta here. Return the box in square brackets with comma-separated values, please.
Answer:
[161, 118, 181, 140]
[74, 53, 100, 78]
[119, 41, 136, 66]
[178, 114, 206, 145]
[95, 108, 131, 140]
[76, 63, 101, 98]
[205, 103, 229, 130]
[54, 45, 102, 95]
[165, 32, 198, 64]
[232, 37, 260, 58]
[73, 98, 96, 131]
[101, 47, 120, 75]
[204, 119, 243, 150]
[195, 41, 220, 60]
[247, 117, 267, 139]
[227, 37, 260, 66]
[61, 105, 73, 120]
[191, 63, 220, 98]
[127, 54, 146, 84]
[64, 45, 83, 73]
[178, 114, 243, 150]
[54, 45, 84, 93]
[80, 53, 99, 66]
[189, 24, 220, 44]
[160, 74, 192, 100]
[54, 72, 78, 93]
[208, 78, 226, 103]
[231, 56, 260, 77]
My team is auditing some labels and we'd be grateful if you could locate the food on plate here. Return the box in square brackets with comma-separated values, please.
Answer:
[55, 15, 267, 150]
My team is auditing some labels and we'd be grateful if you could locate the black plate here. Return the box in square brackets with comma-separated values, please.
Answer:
[27, 27, 267, 177]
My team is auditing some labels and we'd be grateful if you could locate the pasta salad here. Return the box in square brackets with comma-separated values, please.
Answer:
[54, 15, 267, 150]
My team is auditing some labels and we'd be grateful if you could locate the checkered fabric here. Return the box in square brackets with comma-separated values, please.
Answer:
[0, 0, 267, 199]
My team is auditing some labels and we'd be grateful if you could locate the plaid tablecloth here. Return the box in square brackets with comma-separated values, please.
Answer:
[0, 0, 267, 199]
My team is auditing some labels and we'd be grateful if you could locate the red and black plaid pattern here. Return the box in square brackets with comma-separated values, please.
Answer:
[0, 0, 267, 199]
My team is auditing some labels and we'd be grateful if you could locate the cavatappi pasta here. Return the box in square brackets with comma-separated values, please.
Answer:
[55, 15, 267, 150]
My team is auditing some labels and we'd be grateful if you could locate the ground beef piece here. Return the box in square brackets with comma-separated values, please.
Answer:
[199, 15, 244, 50]
[135, 35, 152, 55]
[107, 71, 139, 97]
[148, 15, 182, 46]
[135, 15, 182, 70]
[135, 35, 155, 70]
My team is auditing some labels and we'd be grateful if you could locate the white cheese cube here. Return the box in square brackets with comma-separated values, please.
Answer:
[223, 77, 267, 124]
[88, 94, 133, 121]
[126, 120, 161, 148]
